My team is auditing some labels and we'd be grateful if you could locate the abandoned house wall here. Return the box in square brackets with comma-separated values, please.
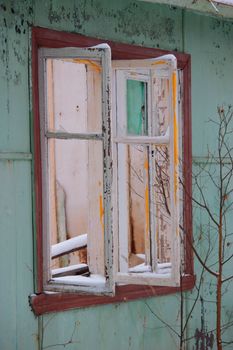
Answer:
[0, 1, 233, 349]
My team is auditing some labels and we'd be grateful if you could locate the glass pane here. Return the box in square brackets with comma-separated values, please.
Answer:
[152, 77, 170, 137]
[48, 138, 104, 277]
[46, 58, 102, 133]
[127, 80, 148, 136]
[118, 143, 151, 272]
[151, 145, 172, 271]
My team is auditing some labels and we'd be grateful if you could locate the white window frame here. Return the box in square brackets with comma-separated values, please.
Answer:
[113, 56, 180, 287]
[38, 45, 180, 294]
[38, 45, 114, 294]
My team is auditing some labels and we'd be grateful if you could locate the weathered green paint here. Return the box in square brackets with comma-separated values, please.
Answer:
[0, 152, 32, 160]
[184, 11, 233, 158]
[39, 294, 182, 350]
[0, 160, 37, 349]
[141, 0, 233, 20]
[0, 0, 233, 349]
[33, 0, 183, 51]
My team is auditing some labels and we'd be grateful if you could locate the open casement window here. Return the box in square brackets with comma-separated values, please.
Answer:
[38, 43, 180, 295]
[38, 45, 114, 294]
[113, 55, 180, 286]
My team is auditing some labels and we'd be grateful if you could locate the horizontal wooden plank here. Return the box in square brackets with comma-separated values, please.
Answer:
[51, 234, 87, 259]
[40, 46, 104, 59]
[46, 131, 103, 140]
[52, 264, 89, 277]
[0, 152, 32, 160]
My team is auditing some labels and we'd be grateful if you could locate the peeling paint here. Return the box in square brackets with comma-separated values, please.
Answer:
[194, 298, 214, 350]
[36, 0, 181, 50]
[0, 3, 6, 11]
[47, 2, 71, 24]
[13, 71, 21, 85]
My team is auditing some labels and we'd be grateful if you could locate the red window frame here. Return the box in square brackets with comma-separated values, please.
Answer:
[30, 27, 194, 316]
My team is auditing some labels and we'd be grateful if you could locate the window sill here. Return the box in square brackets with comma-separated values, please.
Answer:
[29, 274, 195, 316]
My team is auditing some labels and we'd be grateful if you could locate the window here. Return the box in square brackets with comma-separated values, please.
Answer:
[38, 45, 114, 294]
[31, 27, 193, 314]
[113, 57, 181, 287]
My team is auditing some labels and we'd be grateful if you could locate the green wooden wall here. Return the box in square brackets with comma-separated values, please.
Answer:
[1, 1, 233, 349]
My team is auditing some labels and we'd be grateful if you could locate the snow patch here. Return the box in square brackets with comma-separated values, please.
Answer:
[51, 234, 87, 258]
